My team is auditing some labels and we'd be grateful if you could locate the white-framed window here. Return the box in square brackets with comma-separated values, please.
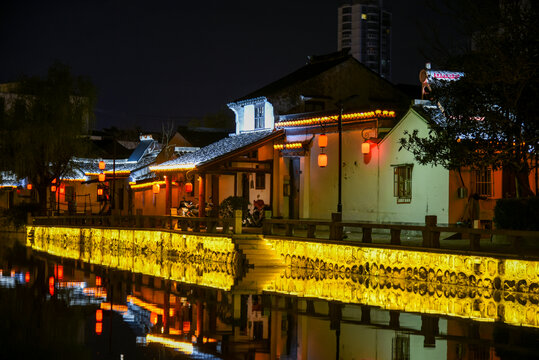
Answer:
[394, 165, 413, 203]
[254, 104, 264, 129]
[474, 168, 493, 197]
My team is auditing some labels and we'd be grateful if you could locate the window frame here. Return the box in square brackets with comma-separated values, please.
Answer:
[474, 168, 493, 197]
[255, 173, 265, 190]
[393, 164, 413, 203]
[254, 104, 265, 129]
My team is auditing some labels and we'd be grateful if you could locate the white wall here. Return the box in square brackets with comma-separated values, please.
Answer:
[305, 109, 449, 224]
[378, 110, 449, 223]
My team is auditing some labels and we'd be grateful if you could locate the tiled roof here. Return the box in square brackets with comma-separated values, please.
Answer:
[153, 130, 275, 170]
[232, 51, 352, 103]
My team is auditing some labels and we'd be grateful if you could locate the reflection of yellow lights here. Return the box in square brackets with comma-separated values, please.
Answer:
[100, 302, 128, 313]
[130, 180, 166, 190]
[264, 238, 539, 328]
[128, 295, 164, 316]
[146, 334, 193, 354]
[28, 226, 237, 290]
[275, 110, 396, 128]
[57, 281, 85, 288]
[169, 329, 181, 335]
[149, 164, 196, 172]
[83, 287, 107, 298]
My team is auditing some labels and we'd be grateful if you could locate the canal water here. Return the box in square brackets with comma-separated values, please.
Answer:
[1, 231, 539, 360]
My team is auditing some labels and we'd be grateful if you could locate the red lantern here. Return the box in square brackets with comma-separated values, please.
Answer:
[96, 275, 102, 287]
[48, 276, 55, 296]
[150, 312, 158, 325]
[98, 173, 106, 182]
[25, 272, 30, 283]
[319, 134, 327, 148]
[152, 183, 160, 194]
[27, 184, 32, 190]
[96, 309, 103, 322]
[55, 265, 63, 281]
[185, 182, 193, 193]
[362, 142, 370, 154]
[318, 153, 328, 168]
[99, 161, 106, 170]
[95, 322, 103, 335]
[97, 188, 103, 196]
[59, 186, 65, 194]
[51, 185, 57, 192]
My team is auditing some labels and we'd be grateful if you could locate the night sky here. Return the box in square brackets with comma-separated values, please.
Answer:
[0, 0, 458, 131]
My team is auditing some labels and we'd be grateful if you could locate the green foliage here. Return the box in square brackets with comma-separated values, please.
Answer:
[219, 196, 249, 219]
[400, 1, 538, 196]
[493, 197, 539, 231]
[0, 62, 97, 212]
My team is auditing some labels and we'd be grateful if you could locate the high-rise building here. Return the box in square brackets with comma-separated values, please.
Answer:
[337, 0, 391, 80]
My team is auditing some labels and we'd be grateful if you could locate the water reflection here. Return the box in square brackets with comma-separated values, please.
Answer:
[2, 238, 539, 359]
[9, 227, 539, 359]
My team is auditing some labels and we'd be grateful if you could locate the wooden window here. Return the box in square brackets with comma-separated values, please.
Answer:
[255, 173, 265, 190]
[394, 165, 412, 203]
[474, 168, 492, 197]
[254, 104, 264, 129]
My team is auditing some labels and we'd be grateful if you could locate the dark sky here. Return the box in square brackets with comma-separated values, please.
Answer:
[0, 0, 457, 131]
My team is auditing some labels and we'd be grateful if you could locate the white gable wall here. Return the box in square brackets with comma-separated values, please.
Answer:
[378, 109, 449, 223]
[305, 108, 449, 224]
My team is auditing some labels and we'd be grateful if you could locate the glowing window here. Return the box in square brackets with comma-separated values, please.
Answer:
[394, 165, 412, 203]
[361, 13, 367, 20]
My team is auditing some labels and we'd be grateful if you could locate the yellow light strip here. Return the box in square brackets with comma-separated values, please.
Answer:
[85, 170, 131, 176]
[273, 142, 303, 150]
[130, 180, 166, 190]
[0, 185, 17, 189]
[149, 164, 197, 172]
[61, 178, 87, 182]
[275, 109, 396, 128]
[146, 334, 193, 354]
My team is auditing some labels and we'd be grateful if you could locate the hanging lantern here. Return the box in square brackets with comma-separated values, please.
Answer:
[48, 276, 55, 296]
[27, 183, 32, 190]
[51, 185, 57, 192]
[362, 142, 370, 154]
[59, 186, 65, 194]
[318, 153, 328, 168]
[96, 309, 103, 322]
[99, 161, 106, 170]
[185, 182, 193, 193]
[97, 188, 103, 196]
[152, 183, 160, 194]
[95, 322, 103, 335]
[319, 134, 328, 148]
[98, 173, 106, 182]
[96, 275, 102, 287]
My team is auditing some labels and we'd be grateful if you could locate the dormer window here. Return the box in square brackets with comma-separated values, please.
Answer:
[255, 104, 265, 129]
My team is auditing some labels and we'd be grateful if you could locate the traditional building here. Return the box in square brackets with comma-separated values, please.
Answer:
[150, 50, 409, 218]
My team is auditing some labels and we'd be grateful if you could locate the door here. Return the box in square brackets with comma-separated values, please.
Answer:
[289, 158, 300, 219]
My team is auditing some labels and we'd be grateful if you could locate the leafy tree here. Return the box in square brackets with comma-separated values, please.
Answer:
[400, 0, 538, 197]
[0, 62, 97, 213]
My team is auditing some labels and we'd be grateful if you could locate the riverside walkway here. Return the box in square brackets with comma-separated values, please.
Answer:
[31, 214, 539, 258]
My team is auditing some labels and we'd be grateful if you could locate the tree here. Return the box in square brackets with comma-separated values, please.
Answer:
[0, 62, 97, 213]
[400, 0, 538, 197]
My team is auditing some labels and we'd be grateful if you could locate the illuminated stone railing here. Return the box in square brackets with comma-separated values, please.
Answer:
[27, 226, 239, 290]
[264, 238, 539, 328]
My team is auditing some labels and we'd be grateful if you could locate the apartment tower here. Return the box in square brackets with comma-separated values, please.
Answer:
[337, 0, 391, 80]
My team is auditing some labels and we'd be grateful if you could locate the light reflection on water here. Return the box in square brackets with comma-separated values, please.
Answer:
[2, 227, 538, 359]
